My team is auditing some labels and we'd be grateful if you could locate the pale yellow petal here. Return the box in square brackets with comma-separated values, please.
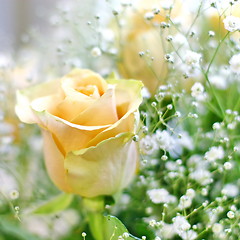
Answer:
[64, 133, 138, 197]
[42, 130, 71, 192]
[86, 79, 143, 146]
[34, 111, 110, 154]
[72, 88, 118, 126]
[15, 79, 62, 124]
[62, 69, 108, 97]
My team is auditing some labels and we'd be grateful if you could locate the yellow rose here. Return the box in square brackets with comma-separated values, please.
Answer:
[15, 69, 143, 198]
[117, 0, 187, 94]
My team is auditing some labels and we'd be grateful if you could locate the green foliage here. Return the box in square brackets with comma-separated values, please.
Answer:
[32, 193, 73, 215]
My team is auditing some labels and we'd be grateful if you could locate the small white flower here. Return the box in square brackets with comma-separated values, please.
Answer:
[186, 189, 196, 199]
[178, 195, 192, 210]
[147, 189, 176, 204]
[91, 47, 102, 57]
[179, 230, 197, 240]
[144, 12, 154, 20]
[140, 135, 158, 155]
[227, 211, 235, 219]
[191, 82, 205, 99]
[173, 216, 191, 234]
[205, 146, 224, 162]
[185, 51, 201, 67]
[229, 53, 240, 74]
[209, 75, 227, 89]
[223, 162, 232, 170]
[222, 184, 239, 197]
[9, 190, 19, 200]
[212, 223, 223, 234]
[160, 223, 176, 239]
[177, 131, 194, 151]
[223, 16, 240, 32]
[154, 130, 175, 151]
[212, 122, 221, 130]
[189, 169, 212, 186]
[141, 87, 151, 99]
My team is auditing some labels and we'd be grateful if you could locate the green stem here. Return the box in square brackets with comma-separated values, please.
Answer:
[82, 197, 105, 240]
[205, 32, 229, 75]
[88, 212, 104, 240]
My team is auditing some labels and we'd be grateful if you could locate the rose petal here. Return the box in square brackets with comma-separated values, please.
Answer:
[64, 133, 138, 197]
[72, 87, 119, 126]
[33, 111, 110, 154]
[42, 130, 71, 192]
[15, 79, 61, 124]
[62, 69, 108, 97]
[86, 79, 143, 146]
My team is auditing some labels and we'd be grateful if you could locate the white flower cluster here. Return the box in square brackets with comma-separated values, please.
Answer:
[147, 188, 176, 204]
[229, 53, 240, 74]
[140, 130, 193, 157]
[223, 16, 240, 32]
[173, 216, 197, 240]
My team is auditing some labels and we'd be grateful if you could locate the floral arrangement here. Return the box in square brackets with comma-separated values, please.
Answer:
[0, 0, 240, 240]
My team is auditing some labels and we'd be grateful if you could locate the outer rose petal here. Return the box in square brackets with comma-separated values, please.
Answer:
[42, 130, 71, 192]
[15, 79, 62, 124]
[32, 111, 110, 154]
[64, 133, 138, 197]
[43, 131, 138, 197]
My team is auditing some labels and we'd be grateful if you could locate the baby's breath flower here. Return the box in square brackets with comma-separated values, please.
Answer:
[185, 50, 201, 67]
[205, 146, 224, 162]
[9, 189, 19, 200]
[147, 189, 176, 204]
[221, 184, 239, 197]
[144, 12, 154, 20]
[208, 30, 215, 37]
[229, 53, 240, 74]
[140, 135, 158, 155]
[178, 195, 192, 210]
[227, 211, 235, 219]
[173, 216, 191, 234]
[154, 130, 175, 151]
[90, 47, 102, 57]
[186, 189, 196, 199]
[212, 122, 221, 130]
[179, 230, 197, 240]
[223, 16, 240, 32]
[212, 223, 223, 234]
[189, 169, 212, 186]
[191, 82, 204, 99]
[223, 161, 232, 170]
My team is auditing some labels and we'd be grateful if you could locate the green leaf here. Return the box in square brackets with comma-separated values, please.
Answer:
[32, 193, 73, 214]
[103, 215, 141, 240]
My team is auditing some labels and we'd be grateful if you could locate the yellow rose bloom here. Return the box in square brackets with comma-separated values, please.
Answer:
[15, 69, 143, 198]
[117, 0, 185, 94]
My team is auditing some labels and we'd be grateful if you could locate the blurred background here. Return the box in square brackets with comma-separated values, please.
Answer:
[0, 0, 58, 52]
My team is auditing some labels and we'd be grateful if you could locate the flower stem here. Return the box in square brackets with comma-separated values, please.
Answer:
[82, 197, 105, 240]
